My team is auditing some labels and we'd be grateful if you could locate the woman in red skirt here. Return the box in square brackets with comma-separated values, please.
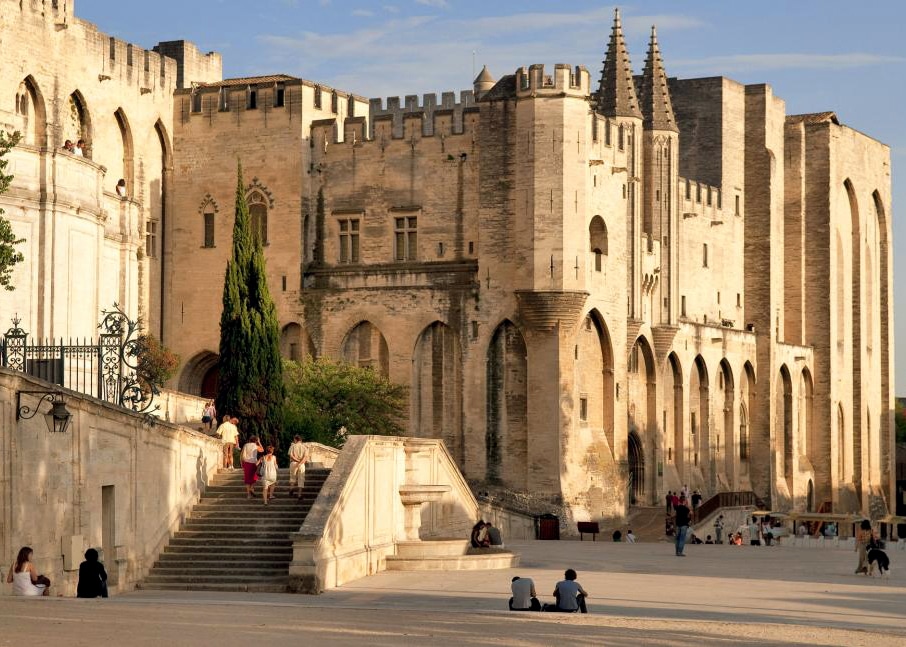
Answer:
[240, 435, 264, 498]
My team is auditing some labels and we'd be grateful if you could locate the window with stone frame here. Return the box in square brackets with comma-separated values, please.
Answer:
[314, 86, 322, 109]
[203, 211, 215, 248]
[248, 191, 268, 245]
[394, 215, 418, 261]
[145, 220, 158, 258]
[338, 217, 360, 263]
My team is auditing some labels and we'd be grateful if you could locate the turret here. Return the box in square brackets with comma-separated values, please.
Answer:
[639, 26, 677, 132]
[473, 65, 495, 99]
[595, 8, 642, 119]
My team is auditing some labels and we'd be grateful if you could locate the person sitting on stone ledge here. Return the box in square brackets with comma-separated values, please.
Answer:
[6, 546, 50, 597]
[470, 521, 490, 548]
[486, 522, 503, 547]
[509, 576, 541, 611]
[76, 548, 108, 599]
[543, 569, 588, 613]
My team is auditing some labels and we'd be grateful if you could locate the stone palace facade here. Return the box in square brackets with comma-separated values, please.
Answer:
[0, 2, 894, 523]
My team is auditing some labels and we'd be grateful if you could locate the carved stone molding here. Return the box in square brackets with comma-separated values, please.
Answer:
[514, 290, 588, 331]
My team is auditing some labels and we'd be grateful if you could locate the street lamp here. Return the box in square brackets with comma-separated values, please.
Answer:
[16, 390, 72, 434]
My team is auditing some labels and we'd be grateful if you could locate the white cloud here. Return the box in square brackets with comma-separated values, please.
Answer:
[382, 4, 400, 13]
[672, 52, 906, 75]
[351, 8, 374, 17]
[415, 0, 449, 7]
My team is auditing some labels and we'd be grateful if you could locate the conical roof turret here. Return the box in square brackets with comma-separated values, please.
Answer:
[473, 65, 496, 98]
[639, 26, 677, 132]
[595, 8, 642, 120]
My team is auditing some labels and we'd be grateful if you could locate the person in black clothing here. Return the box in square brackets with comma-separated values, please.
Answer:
[666, 491, 673, 514]
[674, 496, 692, 556]
[76, 548, 108, 598]
[691, 490, 702, 521]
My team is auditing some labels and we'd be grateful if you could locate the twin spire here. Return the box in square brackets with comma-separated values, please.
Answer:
[595, 9, 676, 132]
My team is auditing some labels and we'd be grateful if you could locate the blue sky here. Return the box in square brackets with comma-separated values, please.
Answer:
[77, 0, 906, 391]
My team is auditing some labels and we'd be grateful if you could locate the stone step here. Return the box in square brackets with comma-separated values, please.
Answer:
[181, 522, 302, 533]
[138, 581, 289, 593]
[167, 537, 292, 548]
[147, 566, 289, 577]
[143, 573, 287, 585]
[185, 514, 308, 523]
[385, 552, 520, 571]
[162, 545, 292, 556]
[171, 530, 292, 539]
[154, 556, 290, 568]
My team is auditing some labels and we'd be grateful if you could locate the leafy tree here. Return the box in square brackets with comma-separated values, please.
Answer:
[895, 398, 906, 444]
[283, 358, 407, 448]
[0, 130, 24, 291]
[216, 162, 285, 446]
[133, 334, 180, 395]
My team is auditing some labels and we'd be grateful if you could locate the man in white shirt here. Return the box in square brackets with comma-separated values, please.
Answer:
[288, 436, 310, 499]
[509, 576, 540, 611]
[216, 415, 240, 469]
[626, 529, 637, 543]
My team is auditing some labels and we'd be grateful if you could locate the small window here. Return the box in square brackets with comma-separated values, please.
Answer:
[248, 192, 268, 245]
[735, 194, 740, 215]
[681, 295, 687, 317]
[618, 124, 625, 150]
[579, 397, 588, 422]
[702, 244, 709, 268]
[203, 212, 215, 248]
[394, 216, 418, 261]
[109, 37, 116, 61]
[347, 99, 355, 118]
[247, 88, 257, 110]
[594, 252, 602, 272]
[331, 91, 338, 114]
[338, 218, 360, 263]
[622, 184, 626, 199]
[219, 88, 230, 112]
[145, 220, 158, 258]
[275, 84, 285, 108]
[691, 412, 697, 436]
[314, 86, 322, 109]
[281, 275, 287, 291]
[468, 241, 474, 254]
[604, 119, 612, 146]
[717, 291, 721, 304]
[191, 92, 202, 113]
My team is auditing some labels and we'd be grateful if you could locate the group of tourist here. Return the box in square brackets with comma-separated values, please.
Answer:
[6, 546, 107, 598]
[61, 138, 86, 156]
[509, 570, 589, 613]
[216, 414, 311, 506]
[666, 486, 703, 520]
[470, 520, 503, 548]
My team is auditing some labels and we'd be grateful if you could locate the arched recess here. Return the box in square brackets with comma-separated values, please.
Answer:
[837, 402, 846, 484]
[342, 321, 389, 377]
[739, 361, 756, 477]
[777, 365, 794, 493]
[719, 359, 735, 488]
[148, 120, 172, 339]
[589, 216, 608, 272]
[412, 322, 463, 465]
[689, 355, 710, 487]
[179, 351, 219, 398]
[113, 108, 134, 190]
[15, 76, 46, 147]
[248, 190, 269, 245]
[486, 320, 527, 489]
[872, 190, 891, 497]
[628, 430, 644, 506]
[663, 353, 684, 476]
[578, 311, 615, 454]
[66, 91, 92, 157]
[844, 178, 862, 500]
[800, 368, 817, 474]
[628, 336, 656, 501]
[835, 230, 845, 355]
[280, 322, 314, 361]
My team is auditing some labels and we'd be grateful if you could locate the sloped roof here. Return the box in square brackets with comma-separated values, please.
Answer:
[198, 74, 296, 88]
[786, 111, 839, 125]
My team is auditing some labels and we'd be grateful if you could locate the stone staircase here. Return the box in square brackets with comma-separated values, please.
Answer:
[627, 506, 668, 542]
[140, 466, 330, 592]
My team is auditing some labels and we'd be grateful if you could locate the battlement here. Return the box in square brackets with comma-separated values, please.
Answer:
[311, 110, 479, 151]
[678, 176, 727, 220]
[515, 64, 590, 98]
[17, 0, 71, 25]
[369, 90, 476, 137]
[154, 40, 222, 89]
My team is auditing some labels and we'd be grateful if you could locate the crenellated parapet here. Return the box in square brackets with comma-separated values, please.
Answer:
[678, 177, 726, 220]
[514, 64, 590, 99]
[369, 91, 476, 138]
[311, 110, 480, 152]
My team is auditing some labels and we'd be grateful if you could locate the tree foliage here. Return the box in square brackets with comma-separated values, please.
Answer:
[216, 162, 285, 447]
[0, 130, 24, 291]
[282, 358, 407, 449]
[133, 334, 180, 394]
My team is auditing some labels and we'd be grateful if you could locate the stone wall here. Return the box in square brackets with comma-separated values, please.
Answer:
[0, 368, 222, 596]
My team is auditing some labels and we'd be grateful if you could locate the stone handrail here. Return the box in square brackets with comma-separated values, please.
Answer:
[288, 435, 478, 593]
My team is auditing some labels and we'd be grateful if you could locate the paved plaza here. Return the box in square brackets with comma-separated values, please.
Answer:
[1, 540, 903, 646]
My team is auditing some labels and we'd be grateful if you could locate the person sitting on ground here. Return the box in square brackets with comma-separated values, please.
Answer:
[797, 522, 809, 538]
[486, 522, 503, 547]
[76, 548, 108, 598]
[509, 576, 541, 611]
[612, 529, 622, 542]
[470, 521, 490, 548]
[626, 529, 637, 544]
[545, 569, 588, 613]
[705, 535, 714, 544]
[731, 532, 744, 546]
[6, 546, 50, 596]
[824, 522, 837, 538]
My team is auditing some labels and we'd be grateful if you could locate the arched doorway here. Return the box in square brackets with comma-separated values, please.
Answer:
[690, 355, 710, 488]
[628, 430, 644, 506]
[627, 336, 656, 501]
[200, 364, 219, 399]
[179, 351, 219, 397]
[664, 353, 683, 477]
[412, 321, 463, 464]
[719, 359, 735, 488]
[342, 321, 389, 377]
[807, 479, 815, 513]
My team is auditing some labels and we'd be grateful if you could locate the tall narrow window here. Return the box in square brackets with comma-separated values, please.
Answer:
[394, 216, 418, 261]
[618, 124, 625, 150]
[248, 192, 268, 245]
[203, 211, 215, 248]
[247, 88, 257, 110]
[338, 218, 360, 263]
[579, 396, 588, 422]
[275, 83, 285, 108]
[331, 91, 338, 114]
[145, 220, 158, 258]
[314, 86, 322, 109]
[702, 243, 709, 268]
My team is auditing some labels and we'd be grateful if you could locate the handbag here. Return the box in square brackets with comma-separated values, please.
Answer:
[256, 460, 265, 477]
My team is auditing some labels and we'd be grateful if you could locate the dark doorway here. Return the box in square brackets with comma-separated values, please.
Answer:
[200, 365, 219, 399]
[628, 430, 645, 505]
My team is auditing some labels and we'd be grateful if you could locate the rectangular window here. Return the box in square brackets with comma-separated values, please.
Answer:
[219, 88, 229, 112]
[331, 91, 338, 114]
[145, 220, 158, 258]
[314, 86, 322, 109]
[275, 84, 285, 108]
[247, 89, 257, 110]
[338, 218, 360, 263]
[681, 295, 687, 317]
[394, 216, 418, 261]
[468, 241, 474, 254]
[594, 251, 602, 272]
[127, 44, 133, 67]
[702, 243, 709, 267]
[737, 293, 741, 307]
[347, 98, 355, 118]
[735, 195, 740, 215]
[579, 397, 588, 422]
[281, 275, 287, 291]
[691, 412, 697, 436]
[109, 37, 116, 61]
[203, 212, 214, 248]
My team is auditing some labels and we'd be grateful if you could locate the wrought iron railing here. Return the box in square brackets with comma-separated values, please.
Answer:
[1, 304, 158, 414]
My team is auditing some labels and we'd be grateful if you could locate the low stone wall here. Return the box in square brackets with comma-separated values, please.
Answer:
[478, 503, 536, 541]
[154, 389, 209, 426]
[289, 436, 479, 593]
[0, 369, 223, 596]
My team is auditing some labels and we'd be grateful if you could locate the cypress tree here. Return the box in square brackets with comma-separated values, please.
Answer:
[216, 162, 285, 446]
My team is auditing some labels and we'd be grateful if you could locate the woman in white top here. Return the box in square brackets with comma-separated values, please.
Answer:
[260, 445, 278, 506]
[240, 435, 264, 499]
[6, 546, 50, 596]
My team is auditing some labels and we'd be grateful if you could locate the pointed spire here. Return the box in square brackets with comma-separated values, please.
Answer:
[639, 25, 678, 132]
[595, 8, 642, 120]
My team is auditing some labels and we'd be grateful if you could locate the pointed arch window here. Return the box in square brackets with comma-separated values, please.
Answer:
[589, 215, 608, 272]
[247, 191, 268, 245]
